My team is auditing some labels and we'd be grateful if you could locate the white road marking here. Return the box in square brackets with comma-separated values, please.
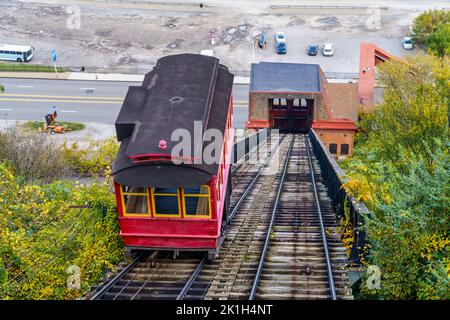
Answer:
[17, 85, 34, 88]
[60, 110, 78, 113]
[0, 108, 13, 111]
[79, 87, 96, 91]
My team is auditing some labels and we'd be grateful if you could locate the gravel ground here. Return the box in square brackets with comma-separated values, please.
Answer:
[0, 0, 424, 73]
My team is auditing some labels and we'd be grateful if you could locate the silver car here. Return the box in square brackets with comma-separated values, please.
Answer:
[322, 43, 334, 56]
[403, 37, 413, 50]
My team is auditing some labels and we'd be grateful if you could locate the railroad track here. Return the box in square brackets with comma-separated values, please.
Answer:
[90, 134, 352, 300]
[182, 134, 293, 299]
[89, 134, 283, 300]
[184, 134, 352, 300]
[249, 134, 352, 300]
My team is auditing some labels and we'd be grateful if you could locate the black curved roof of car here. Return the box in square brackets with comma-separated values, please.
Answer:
[112, 54, 234, 188]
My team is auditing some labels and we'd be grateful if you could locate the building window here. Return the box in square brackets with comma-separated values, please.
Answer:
[300, 98, 307, 108]
[341, 144, 349, 155]
[272, 98, 287, 109]
[183, 185, 211, 218]
[121, 186, 150, 216]
[329, 143, 338, 154]
[152, 188, 181, 217]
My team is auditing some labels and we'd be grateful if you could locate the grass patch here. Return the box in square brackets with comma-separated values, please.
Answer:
[23, 120, 86, 132]
[0, 62, 66, 73]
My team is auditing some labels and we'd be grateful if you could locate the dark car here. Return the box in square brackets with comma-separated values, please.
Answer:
[276, 42, 287, 54]
[308, 45, 319, 56]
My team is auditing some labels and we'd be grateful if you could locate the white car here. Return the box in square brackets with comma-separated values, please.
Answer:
[275, 32, 286, 45]
[403, 37, 413, 50]
[322, 43, 334, 56]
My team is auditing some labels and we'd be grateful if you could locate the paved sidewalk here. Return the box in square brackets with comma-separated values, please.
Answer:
[0, 71, 251, 84]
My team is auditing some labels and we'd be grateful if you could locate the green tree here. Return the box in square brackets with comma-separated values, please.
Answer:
[412, 9, 450, 45]
[342, 54, 450, 299]
[426, 23, 450, 57]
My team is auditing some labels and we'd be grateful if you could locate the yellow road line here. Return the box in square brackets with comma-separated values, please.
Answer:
[0, 93, 124, 100]
[0, 98, 122, 105]
[0, 97, 247, 107]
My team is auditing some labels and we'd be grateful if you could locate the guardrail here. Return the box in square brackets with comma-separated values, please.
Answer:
[232, 129, 269, 164]
[309, 129, 369, 262]
[92, 0, 204, 7]
[271, 4, 388, 10]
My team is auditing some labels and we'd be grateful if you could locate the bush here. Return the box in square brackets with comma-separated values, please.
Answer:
[0, 128, 69, 183]
[0, 162, 124, 299]
[61, 138, 119, 176]
[412, 9, 450, 56]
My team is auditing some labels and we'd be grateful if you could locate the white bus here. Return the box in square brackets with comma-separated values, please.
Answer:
[0, 44, 34, 62]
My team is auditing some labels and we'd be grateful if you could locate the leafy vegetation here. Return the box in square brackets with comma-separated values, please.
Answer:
[0, 163, 124, 299]
[0, 129, 124, 299]
[342, 54, 449, 299]
[23, 121, 85, 132]
[0, 84, 4, 93]
[412, 9, 450, 57]
[0, 62, 66, 73]
[62, 138, 119, 176]
[0, 128, 69, 184]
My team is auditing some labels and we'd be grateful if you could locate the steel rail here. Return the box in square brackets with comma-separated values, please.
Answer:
[176, 135, 287, 300]
[228, 134, 285, 223]
[179, 134, 287, 300]
[90, 252, 145, 300]
[249, 136, 294, 300]
[176, 254, 208, 300]
[305, 135, 337, 300]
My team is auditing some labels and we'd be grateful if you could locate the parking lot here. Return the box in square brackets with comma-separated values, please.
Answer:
[1, 0, 425, 74]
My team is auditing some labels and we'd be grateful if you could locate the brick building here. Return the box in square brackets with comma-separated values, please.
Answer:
[246, 62, 358, 158]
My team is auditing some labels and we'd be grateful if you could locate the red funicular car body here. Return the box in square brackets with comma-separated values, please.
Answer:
[112, 54, 234, 259]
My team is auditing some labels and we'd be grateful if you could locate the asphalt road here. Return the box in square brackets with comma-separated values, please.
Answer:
[0, 78, 250, 128]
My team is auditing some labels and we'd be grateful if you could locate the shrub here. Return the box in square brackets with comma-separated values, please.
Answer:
[0, 128, 69, 183]
[0, 162, 124, 299]
[61, 138, 119, 176]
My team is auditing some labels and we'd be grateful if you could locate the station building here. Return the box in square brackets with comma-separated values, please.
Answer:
[246, 62, 358, 158]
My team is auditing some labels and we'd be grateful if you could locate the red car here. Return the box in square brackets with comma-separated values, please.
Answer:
[112, 54, 234, 259]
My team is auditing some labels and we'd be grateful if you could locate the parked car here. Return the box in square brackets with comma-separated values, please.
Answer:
[276, 42, 287, 54]
[322, 43, 334, 56]
[275, 32, 286, 54]
[275, 31, 286, 45]
[307, 44, 319, 56]
[402, 37, 413, 50]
